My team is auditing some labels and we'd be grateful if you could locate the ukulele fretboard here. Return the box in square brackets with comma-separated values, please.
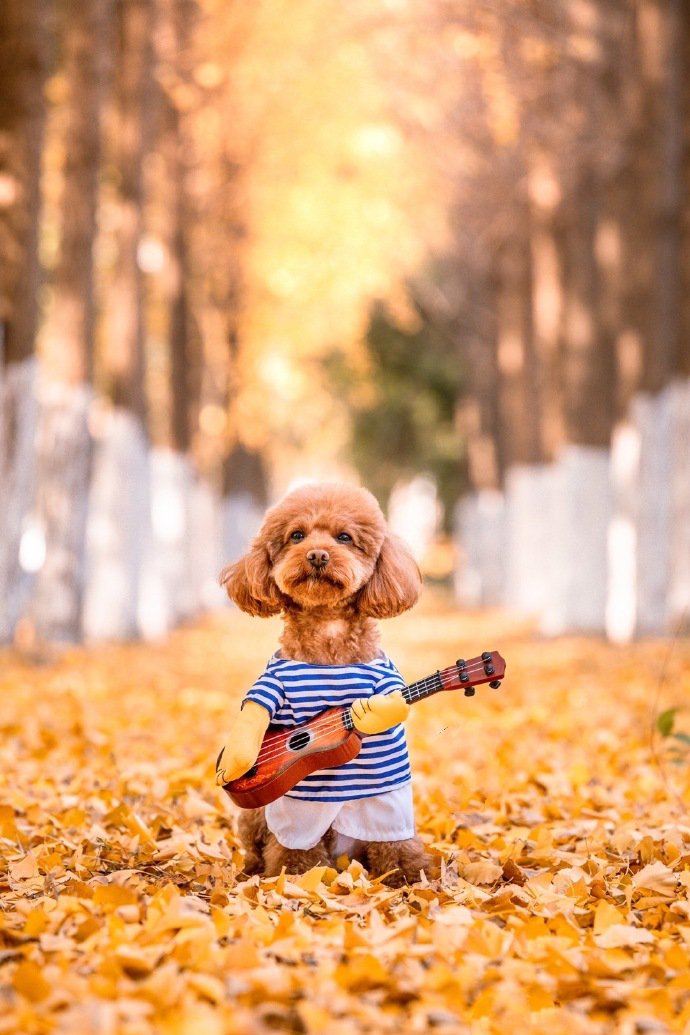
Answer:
[401, 672, 444, 705]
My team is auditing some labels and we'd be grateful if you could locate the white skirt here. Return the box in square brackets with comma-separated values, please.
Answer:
[264, 781, 415, 851]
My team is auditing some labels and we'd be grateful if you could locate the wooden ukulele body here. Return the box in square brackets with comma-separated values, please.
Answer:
[224, 706, 362, 809]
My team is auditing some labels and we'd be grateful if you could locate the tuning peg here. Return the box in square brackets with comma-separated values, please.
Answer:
[456, 658, 470, 683]
[464, 687, 475, 697]
[481, 651, 492, 661]
[489, 680, 501, 690]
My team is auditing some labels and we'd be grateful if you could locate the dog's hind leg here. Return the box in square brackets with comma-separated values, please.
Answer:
[365, 836, 436, 887]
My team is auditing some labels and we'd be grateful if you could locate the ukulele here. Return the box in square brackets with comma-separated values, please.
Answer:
[219, 650, 506, 809]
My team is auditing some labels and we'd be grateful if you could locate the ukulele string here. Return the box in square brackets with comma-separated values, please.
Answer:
[248, 659, 494, 769]
[250, 659, 494, 767]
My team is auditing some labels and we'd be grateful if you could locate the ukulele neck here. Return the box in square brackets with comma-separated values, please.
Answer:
[342, 670, 444, 730]
[401, 672, 444, 705]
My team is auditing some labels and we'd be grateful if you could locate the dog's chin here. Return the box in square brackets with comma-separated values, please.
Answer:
[278, 570, 356, 608]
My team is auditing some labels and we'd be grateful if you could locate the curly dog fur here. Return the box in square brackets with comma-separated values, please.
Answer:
[222, 482, 435, 886]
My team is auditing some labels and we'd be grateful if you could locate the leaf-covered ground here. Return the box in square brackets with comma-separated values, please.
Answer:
[1, 594, 690, 1035]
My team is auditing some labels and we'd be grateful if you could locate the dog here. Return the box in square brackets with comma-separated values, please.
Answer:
[217, 482, 434, 885]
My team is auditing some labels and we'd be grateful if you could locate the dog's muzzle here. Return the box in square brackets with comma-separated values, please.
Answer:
[307, 549, 329, 569]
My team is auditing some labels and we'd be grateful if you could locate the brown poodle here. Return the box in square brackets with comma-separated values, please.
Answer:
[217, 482, 434, 886]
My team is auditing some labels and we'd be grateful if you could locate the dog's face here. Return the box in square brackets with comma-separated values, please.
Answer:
[267, 486, 386, 608]
[221, 483, 421, 618]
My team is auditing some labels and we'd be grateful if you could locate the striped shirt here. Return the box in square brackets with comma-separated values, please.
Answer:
[243, 654, 411, 802]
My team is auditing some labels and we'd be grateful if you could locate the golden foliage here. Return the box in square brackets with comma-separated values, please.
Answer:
[1, 597, 690, 1033]
[191, 0, 448, 477]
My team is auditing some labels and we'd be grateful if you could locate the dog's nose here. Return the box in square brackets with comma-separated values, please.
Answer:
[307, 549, 329, 569]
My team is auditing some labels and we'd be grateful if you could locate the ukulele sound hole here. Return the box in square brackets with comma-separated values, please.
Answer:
[287, 730, 312, 752]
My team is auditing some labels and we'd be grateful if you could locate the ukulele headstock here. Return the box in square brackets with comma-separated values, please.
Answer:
[438, 651, 506, 696]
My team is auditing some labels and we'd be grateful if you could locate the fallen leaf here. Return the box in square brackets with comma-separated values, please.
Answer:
[632, 862, 678, 895]
[9, 853, 40, 881]
[13, 960, 52, 1002]
[593, 900, 627, 934]
[595, 925, 655, 948]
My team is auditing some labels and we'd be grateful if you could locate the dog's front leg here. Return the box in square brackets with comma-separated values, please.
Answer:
[237, 807, 270, 876]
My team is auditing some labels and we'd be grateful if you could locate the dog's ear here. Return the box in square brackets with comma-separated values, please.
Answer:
[357, 534, 422, 619]
[220, 544, 284, 617]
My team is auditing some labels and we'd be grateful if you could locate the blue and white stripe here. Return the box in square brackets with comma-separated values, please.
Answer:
[243, 655, 411, 801]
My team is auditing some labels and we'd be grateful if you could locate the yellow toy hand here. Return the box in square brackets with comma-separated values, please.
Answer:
[350, 689, 409, 735]
[215, 701, 270, 785]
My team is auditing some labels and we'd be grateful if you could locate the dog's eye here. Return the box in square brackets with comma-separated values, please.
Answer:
[289, 530, 305, 543]
[336, 532, 353, 544]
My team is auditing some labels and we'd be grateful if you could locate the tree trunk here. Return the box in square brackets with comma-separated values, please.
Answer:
[0, 362, 40, 644]
[136, 0, 205, 638]
[0, 0, 46, 367]
[138, 448, 195, 637]
[643, 0, 687, 633]
[0, 0, 48, 643]
[494, 200, 555, 619]
[83, 0, 154, 640]
[544, 169, 616, 635]
[496, 217, 543, 470]
[159, 0, 198, 455]
[608, 0, 688, 639]
[104, 0, 153, 418]
[82, 409, 150, 640]
[221, 442, 267, 566]
[28, 0, 112, 644]
[560, 170, 617, 451]
[527, 159, 566, 462]
[212, 168, 265, 574]
[167, 114, 193, 457]
[453, 267, 507, 607]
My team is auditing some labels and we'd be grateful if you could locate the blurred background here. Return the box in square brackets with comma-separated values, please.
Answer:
[1, 0, 688, 649]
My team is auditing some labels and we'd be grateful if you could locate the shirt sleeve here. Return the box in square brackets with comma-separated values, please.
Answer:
[242, 667, 285, 720]
[373, 658, 406, 697]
